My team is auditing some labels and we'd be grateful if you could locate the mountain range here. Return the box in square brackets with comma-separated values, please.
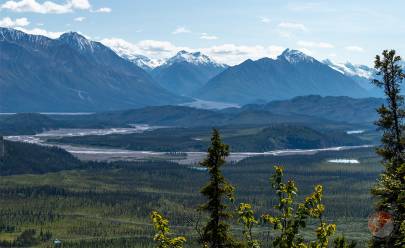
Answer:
[194, 49, 369, 104]
[0, 28, 185, 112]
[108, 40, 382, 104]
[0, 27, 394, 112]
[150, 51, 228, 95]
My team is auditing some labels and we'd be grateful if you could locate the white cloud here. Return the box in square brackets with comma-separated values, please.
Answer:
[74, 16, 86, 22]
[93, 7, 111, 13]
[101, 37, 285, 65]
[200, 33, 218, 40]
[345, 46, 364, 52]
[278, 22, 307, 31]
[14, 27, 63, 38]
[260, 17, 270, 23]
[137, 39, 190, 56]
[1, 0, 91, 14]
[101, 38, 142, 57]
[297, 40, 334, 49]
[0, 17, 30, 27]
[172, 26, 190, 34]
[102, 38, 190, 59]
[296, 47, 313, 56]
[70, 0, 90, 10]
[201, 44, 284, 65]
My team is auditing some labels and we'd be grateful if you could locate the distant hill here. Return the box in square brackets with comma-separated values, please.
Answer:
[225, 124, 363, 151]
[243, 95, 383, 124]
[0, 28, 186, 112]
[195, 49, 369, 104]
[51, 124, 364, 152]
[0, 95, 381, 135]
[0, 113, 61, 135]
[3, 95, 377, 134]
[0, 140, 82, 175]
[69, 105, 331, 128]
[151, 51, 228, 96]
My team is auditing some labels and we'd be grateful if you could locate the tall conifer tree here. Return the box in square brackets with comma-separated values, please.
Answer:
[199, 129, 237, 248]
[371, 50, 405, 247]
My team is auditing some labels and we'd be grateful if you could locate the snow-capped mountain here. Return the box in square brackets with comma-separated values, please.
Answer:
[194, 48, 369, 104]
[323, 59, 375, 79]
[151, 51, 229, 96]
[100, 38, 165, 71]
[0, 27, 185, 112]
[162, 50, 227, 68]
[322, 59, 382, 96]
[278, 48, 315, 64]
[109, 49, 229, 95]
[122, 54, 165, 72]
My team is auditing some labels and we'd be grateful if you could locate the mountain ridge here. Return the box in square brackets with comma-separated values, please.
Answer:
[151, 50, 228, 96]
[194, 49, 369, 104]
[0, 28, 186, 112]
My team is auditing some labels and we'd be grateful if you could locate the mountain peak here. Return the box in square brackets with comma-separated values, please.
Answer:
[177, 50, 189, 55]
[59, 31, 86, 40]
[165, 50, 226, 67]
[58, 31, 95, 52]
[125, 54, 165, 71]
[278, 48, 315, 63]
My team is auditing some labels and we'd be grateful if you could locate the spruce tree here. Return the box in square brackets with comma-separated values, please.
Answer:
[371, 49, 405, 247]
[199, 129, 237, 248]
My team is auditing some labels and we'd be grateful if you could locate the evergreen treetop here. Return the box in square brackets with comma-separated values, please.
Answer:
[371, 49, 405, 247]
[199, 128, 238, 248]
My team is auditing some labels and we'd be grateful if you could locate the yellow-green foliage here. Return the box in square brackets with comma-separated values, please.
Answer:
[237, 203, 260, 248]
[260, 166, 336, 248]
[150, 211, 186, 248]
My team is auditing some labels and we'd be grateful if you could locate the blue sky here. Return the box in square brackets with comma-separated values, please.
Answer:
[1, 0, 404, 65]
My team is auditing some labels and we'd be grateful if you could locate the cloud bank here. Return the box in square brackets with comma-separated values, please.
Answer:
[0, 17, 30, 27]
[1, 0, 110, 14]
[101, 37, 284, 65]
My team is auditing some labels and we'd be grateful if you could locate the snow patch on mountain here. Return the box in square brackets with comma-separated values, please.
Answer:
[124, 54, 165, 71]
[0, 27, 51, 46]
[323, 59, 375, 79]
[100, 38, 165, 70]
[163, 50, 227, 68]
[58, 32, 99, 52]
[278, 49, 315, 63]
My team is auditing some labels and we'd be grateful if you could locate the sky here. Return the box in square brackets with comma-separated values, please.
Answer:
[0, 0, 404, 66]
